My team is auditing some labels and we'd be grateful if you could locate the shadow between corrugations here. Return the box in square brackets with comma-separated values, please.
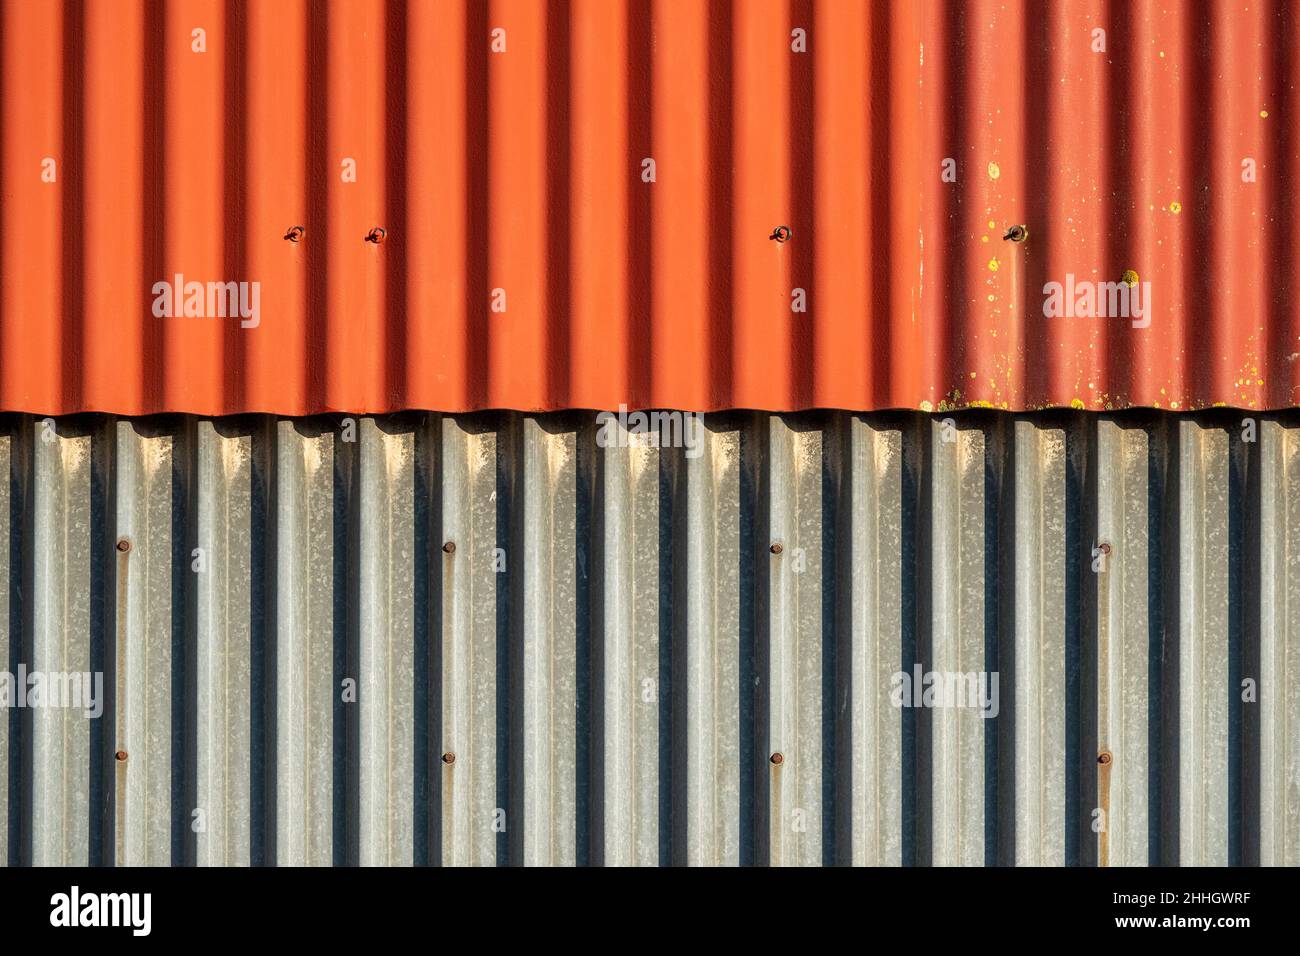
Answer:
[0, 407, 1291, 866]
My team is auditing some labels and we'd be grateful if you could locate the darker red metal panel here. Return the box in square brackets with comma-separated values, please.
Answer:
[1, 0, 1297, 414]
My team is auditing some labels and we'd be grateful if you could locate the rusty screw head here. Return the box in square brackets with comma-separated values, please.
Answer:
[442, 541, 456, 554]
[365, 227, 387, 244]
[115, 750, 128, 762]
[284, 225, 306, 242]
[770, 752, 784, 765]
[770, 543, 783, 555]
[1098, 751, 1112, 766]
[769, 225, 792, 243]
[1099, 542, 1112, 555]
[1003, 224, 1028, 242]
[115, 538, 131, 554]
[441, 752, 456, 765]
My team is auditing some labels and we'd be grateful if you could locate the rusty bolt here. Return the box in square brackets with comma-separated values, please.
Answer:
[1003, 224, 1028, 242]
[770, 752, 784, 765]
[1098, 751, 1112, 766]
[284, 225, 306, 242]
[770, 543, 783, 555]
[442, 541, 456, 554]
[115, 750, 128, 762]
[769, 225, 792, 243]
[116, 538, 131, 554]
[1099, 542, 1112, 555]
[441, 752, 456, 765]
[365, 227, 387, 244]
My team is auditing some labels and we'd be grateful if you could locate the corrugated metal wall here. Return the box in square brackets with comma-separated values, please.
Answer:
[2, 0, 1298, 415]
[1, 410, 1298, 866]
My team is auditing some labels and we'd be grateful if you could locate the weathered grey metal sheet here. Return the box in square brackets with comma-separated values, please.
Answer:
[0, 410, 1296, 867]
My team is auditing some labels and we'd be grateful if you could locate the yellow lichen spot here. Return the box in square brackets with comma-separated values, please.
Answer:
[1070, 398, 1085, 410]
[987, 294, 995, 301]
[1260, 109, 1269, 118]
[1121, 269, 1139, 287]
[1159, 50, 1165, 58]
[1257, 379, 1264, 385]
[970, 400, 994, 408]
[988, 258, 1000, 272]
[1170, 401, 1180, 409]
[919, 400, 934, 413]
[969, 371, 977, 378]
[987, 162, 1001, 180]
[987, 219, 996, 229]
[1169, 201, 1182, 214]
[981, 235, 989, 243]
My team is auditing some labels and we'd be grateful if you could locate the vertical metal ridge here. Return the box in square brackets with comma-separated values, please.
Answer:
[357, 417, 415, 866]
[682, 421, 741, 866]
[1259, 419, 1299, 866]
[765, 414, 826, 866]
[31, 419, 93, 866]
[928, 418, 986, 866]
[1094, 419, 1150, 867]
[194, 420, 253, 866]
[847, 416, 903, 865]
[518, 417, 578, 866]
[113, 419, 174, 865]
[1178, 419, 1231, 865]
[0, 423, 10, 865]
[597, 416, 662, 866]
[274, 419, 335, 866]
[439, 415, 503, 866]
[1012, 419, 1067, 865]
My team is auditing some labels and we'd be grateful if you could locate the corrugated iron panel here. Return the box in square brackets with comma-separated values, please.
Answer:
[1, 409, 1297, 866]
[2, 1, 1299, 415]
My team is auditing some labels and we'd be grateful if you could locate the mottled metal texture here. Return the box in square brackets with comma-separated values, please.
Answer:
[2, 1, 1299, 415]
[0, 409, 1297, 866]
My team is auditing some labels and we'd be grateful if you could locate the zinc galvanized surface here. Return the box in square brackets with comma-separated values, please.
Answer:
[2, 1, 1299, 415]
[0, 410, 1297, 866]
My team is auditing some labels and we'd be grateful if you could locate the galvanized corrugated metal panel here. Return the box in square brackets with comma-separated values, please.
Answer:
[0, 410, 1298, 865]
[2, 1, 1299, 415]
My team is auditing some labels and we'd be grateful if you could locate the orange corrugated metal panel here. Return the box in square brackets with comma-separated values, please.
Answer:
[1, 0, 1297, 415]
